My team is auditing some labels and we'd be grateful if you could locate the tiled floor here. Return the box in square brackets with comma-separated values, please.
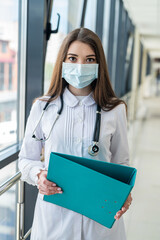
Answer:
[124, 96, 160, 240]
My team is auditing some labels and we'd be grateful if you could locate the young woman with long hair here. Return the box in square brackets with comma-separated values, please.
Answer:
[19, 28, 132, 240]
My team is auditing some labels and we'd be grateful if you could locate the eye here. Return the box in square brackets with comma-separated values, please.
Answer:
[86, 58, 96, 63]
[68, 56, 77, 62]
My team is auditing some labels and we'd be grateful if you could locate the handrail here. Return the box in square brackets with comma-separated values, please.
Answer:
[0, 171, 21, 196]
[22, 228, 32, 240]
[0, 171, 32, 239]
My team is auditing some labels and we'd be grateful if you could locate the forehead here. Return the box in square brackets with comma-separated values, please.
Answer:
[67, 40, 95, 54]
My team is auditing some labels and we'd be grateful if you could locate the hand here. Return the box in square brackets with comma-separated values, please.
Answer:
[37, 170, 63, 195]
[114, 193, 132, 220]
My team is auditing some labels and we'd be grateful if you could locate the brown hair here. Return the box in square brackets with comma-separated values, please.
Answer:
[41, 28, 126, 111]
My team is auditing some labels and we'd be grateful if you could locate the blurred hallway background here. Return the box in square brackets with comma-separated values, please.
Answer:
[124, 82, 160, 239]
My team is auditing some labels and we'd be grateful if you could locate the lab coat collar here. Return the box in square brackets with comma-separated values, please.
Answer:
[39, 95, 61, 109]
[40, 87, 96, 108]
[63, 87, 96, 107]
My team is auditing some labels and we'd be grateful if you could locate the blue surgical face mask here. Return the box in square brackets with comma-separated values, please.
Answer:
[62, 62, 99, 89]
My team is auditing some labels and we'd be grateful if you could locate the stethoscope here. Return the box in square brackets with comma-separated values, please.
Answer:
[32, 94, 101, 156]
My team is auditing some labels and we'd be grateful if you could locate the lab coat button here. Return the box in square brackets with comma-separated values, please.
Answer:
[79, 101, 82, 106]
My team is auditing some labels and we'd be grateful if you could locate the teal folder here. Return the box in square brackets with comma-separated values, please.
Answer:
[44, 152, 137, 228]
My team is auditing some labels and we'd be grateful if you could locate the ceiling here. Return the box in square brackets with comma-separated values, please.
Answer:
[123, 0, 160, 59]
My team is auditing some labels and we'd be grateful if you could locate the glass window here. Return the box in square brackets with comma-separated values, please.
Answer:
[0, 62, 4, 90]
[8, 63, 12, 90]
[1, 41, 7, 53]
[102, 0, 111, 58]
[68, 0, 84, 32]
[0, 0, 19, 151]
[84, 0, 97, 32]
[0, 161, 17, 240]
[44, 0, 84, 93]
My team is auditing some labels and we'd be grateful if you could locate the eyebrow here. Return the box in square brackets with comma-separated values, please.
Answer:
[67, 53, 78, 56]
[67, 53, 96, 57]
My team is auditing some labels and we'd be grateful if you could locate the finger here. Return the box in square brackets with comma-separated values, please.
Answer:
[39, 185, 62, 192]
[38, 185, 63, 194]
[114, 195, 133, 220]
[123, 200, 131, 211]
[122, 194, 132, 210]
[126, 194, 132, 205]
[39, 190, 56, 195]
[45, 180, 57, 187]
[121, 206, 128, 212]
[47, 186, 62, 191]
[115, 207, 127, 219]
[114, 210, 123, 220]
[37, 171, 57, 187]
[38, 178, 57, 188]
[39, 189, 63, 195]
[38, 171, 48, 180]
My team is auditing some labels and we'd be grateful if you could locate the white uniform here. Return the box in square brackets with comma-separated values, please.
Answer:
[18, 87, 129, 240]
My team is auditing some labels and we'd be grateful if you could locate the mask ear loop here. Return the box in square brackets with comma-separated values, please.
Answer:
[88, 105, 101, 156]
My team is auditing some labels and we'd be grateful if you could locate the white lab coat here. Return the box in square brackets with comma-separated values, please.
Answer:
[18, 87, 129, 240]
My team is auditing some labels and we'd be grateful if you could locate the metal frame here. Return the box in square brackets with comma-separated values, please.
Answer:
[0, 143, 20, 169]
[118, 7, 127, 97]
[125, 23, 135, 93]
[80, 0, 88, 27]
[138, 42, 143, 85]
[124, 32, 134, 94]
[107, 0, 116, 82]
[25, 0, 45, 117]
[120, 9, 128, 96]
[114, 0, 123, 97]
[23, 1, 48, 238]
[95, 0, 104, 40]
[18, 0, 28, 144]
[111, 0, 120, 90]
[146, 53, 151, 75]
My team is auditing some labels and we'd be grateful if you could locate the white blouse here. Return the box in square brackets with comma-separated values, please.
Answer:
[18, 87, 129, 240]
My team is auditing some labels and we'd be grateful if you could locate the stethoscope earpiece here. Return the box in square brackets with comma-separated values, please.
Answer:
[88, 143, 99, 156]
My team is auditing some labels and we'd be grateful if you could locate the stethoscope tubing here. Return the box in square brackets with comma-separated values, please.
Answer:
[93, 105, 101, 143]
[32, 93, 101, 155]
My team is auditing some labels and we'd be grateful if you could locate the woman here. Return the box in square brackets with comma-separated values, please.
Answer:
[19, 27, 132, 240]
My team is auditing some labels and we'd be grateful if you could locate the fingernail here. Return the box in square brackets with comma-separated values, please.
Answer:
[57, 188, 61, 190]
[52, 183, 56, 186]
[59, 191, 63, 194]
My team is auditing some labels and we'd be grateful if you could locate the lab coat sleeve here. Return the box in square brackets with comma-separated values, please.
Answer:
[110, 104, 129, 166]
[18, 100, 45, 186]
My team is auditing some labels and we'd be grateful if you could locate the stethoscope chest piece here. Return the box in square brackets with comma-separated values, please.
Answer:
[88, 142, 99, 156]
